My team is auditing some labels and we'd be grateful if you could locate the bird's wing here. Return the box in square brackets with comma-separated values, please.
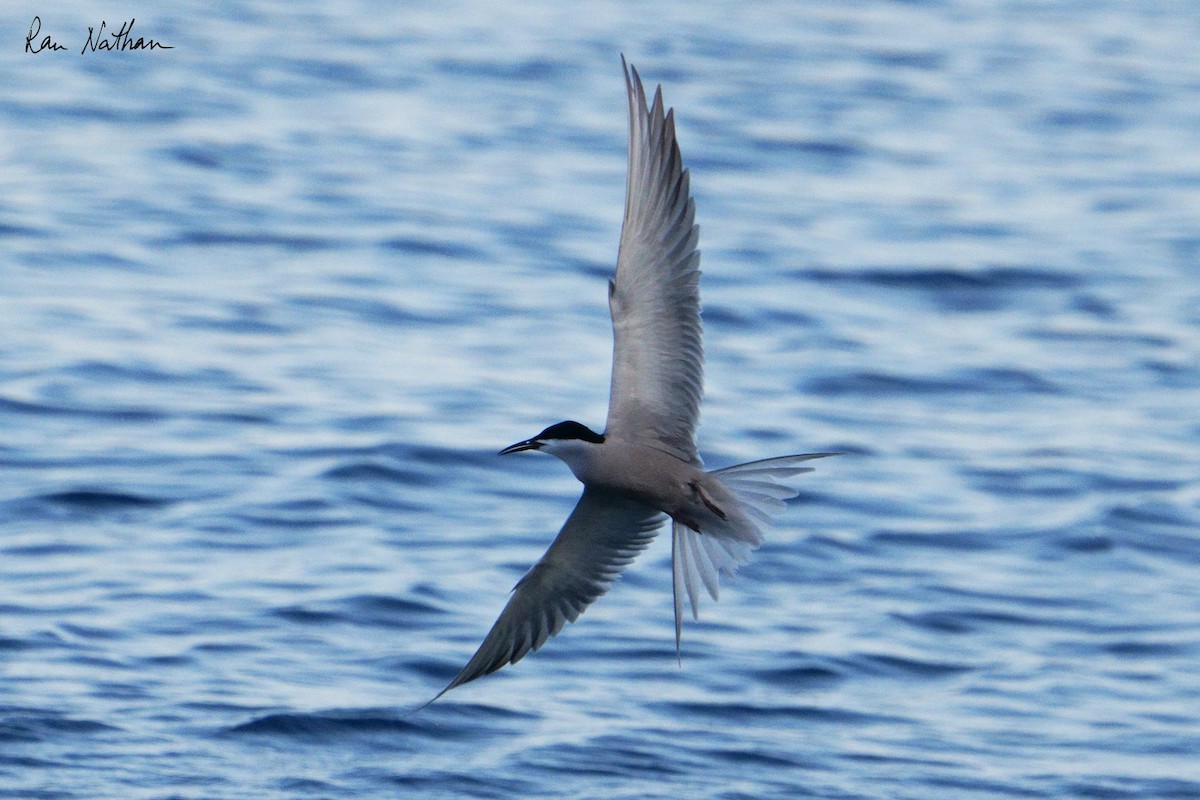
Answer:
[433, 486, 664, 699]
[605, 57, 703, 464]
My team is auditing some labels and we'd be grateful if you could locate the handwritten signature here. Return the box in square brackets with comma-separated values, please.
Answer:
[25, 16, 174, 54]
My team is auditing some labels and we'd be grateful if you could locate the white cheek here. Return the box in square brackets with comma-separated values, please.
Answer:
[543, 442, 593, 480]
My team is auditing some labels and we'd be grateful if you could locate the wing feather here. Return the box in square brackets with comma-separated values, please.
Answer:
[433, 487, 664, 698]
[605, 58, 703, 463]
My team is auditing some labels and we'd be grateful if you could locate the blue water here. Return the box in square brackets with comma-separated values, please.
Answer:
[3, 1, 1199, 797]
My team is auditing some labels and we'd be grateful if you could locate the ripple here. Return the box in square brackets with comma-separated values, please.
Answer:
[227, 711, 418, 738]
[320, 461, 436, 485]
[434, 55, 567, 81]
[1102, 639, 1194, 658]
[1040, 107, 1129, 132]
[519, 735, 684, 779]
[805, 367, 1060, 398]
[286, 294, 445, 327]
[869, 529, 998, 551]
[228, 703, 526, 741]
[894, 610, 976, 635]
[0, 712, 119, 743]
[165, 229, 340, 250]
[231, 502, 356, 532]
[381, 235, 486, 261]
[38, 489, 173, 510]
[801, 265, 1080, 291]
[798, 265, 1082, 311]
[751, 663, 845, 689]
[0, 396, 166, 422]
[651, 700, 903, 726]
[750, 135, 865, 164]
[850, 651, 975, 678]
[273, 594, 444, 630]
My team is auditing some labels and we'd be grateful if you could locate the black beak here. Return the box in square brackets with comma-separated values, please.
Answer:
[499, 438, 542, 456]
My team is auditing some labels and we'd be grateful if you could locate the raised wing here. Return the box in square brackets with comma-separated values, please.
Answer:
[605, 58, 703, 464]
[432, 487, 664, 699]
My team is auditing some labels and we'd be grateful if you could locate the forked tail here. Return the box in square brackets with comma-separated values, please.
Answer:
[671, 452, 837, 657]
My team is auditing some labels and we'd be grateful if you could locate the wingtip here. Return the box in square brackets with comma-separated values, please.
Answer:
[402, 689, 446, 718]
[621, 54, 637, 85]
[622, 56, 656, 113]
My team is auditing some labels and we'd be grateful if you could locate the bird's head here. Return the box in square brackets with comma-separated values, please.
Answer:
[499, 420, 605, 475]
[499, 420, 605, 455]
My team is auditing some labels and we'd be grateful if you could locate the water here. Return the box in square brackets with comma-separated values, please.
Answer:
[3, 1, 1199, 797]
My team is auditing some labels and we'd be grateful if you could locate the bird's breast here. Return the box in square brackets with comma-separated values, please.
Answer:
[584, 439, 696, 510]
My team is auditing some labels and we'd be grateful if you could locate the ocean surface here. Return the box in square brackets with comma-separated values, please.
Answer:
[3, 2, 1199, 798]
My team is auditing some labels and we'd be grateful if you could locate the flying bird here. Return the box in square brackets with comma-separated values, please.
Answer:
[432, 57, 833, 701]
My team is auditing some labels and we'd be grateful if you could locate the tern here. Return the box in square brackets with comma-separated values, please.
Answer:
[432, 58, 834, 701]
